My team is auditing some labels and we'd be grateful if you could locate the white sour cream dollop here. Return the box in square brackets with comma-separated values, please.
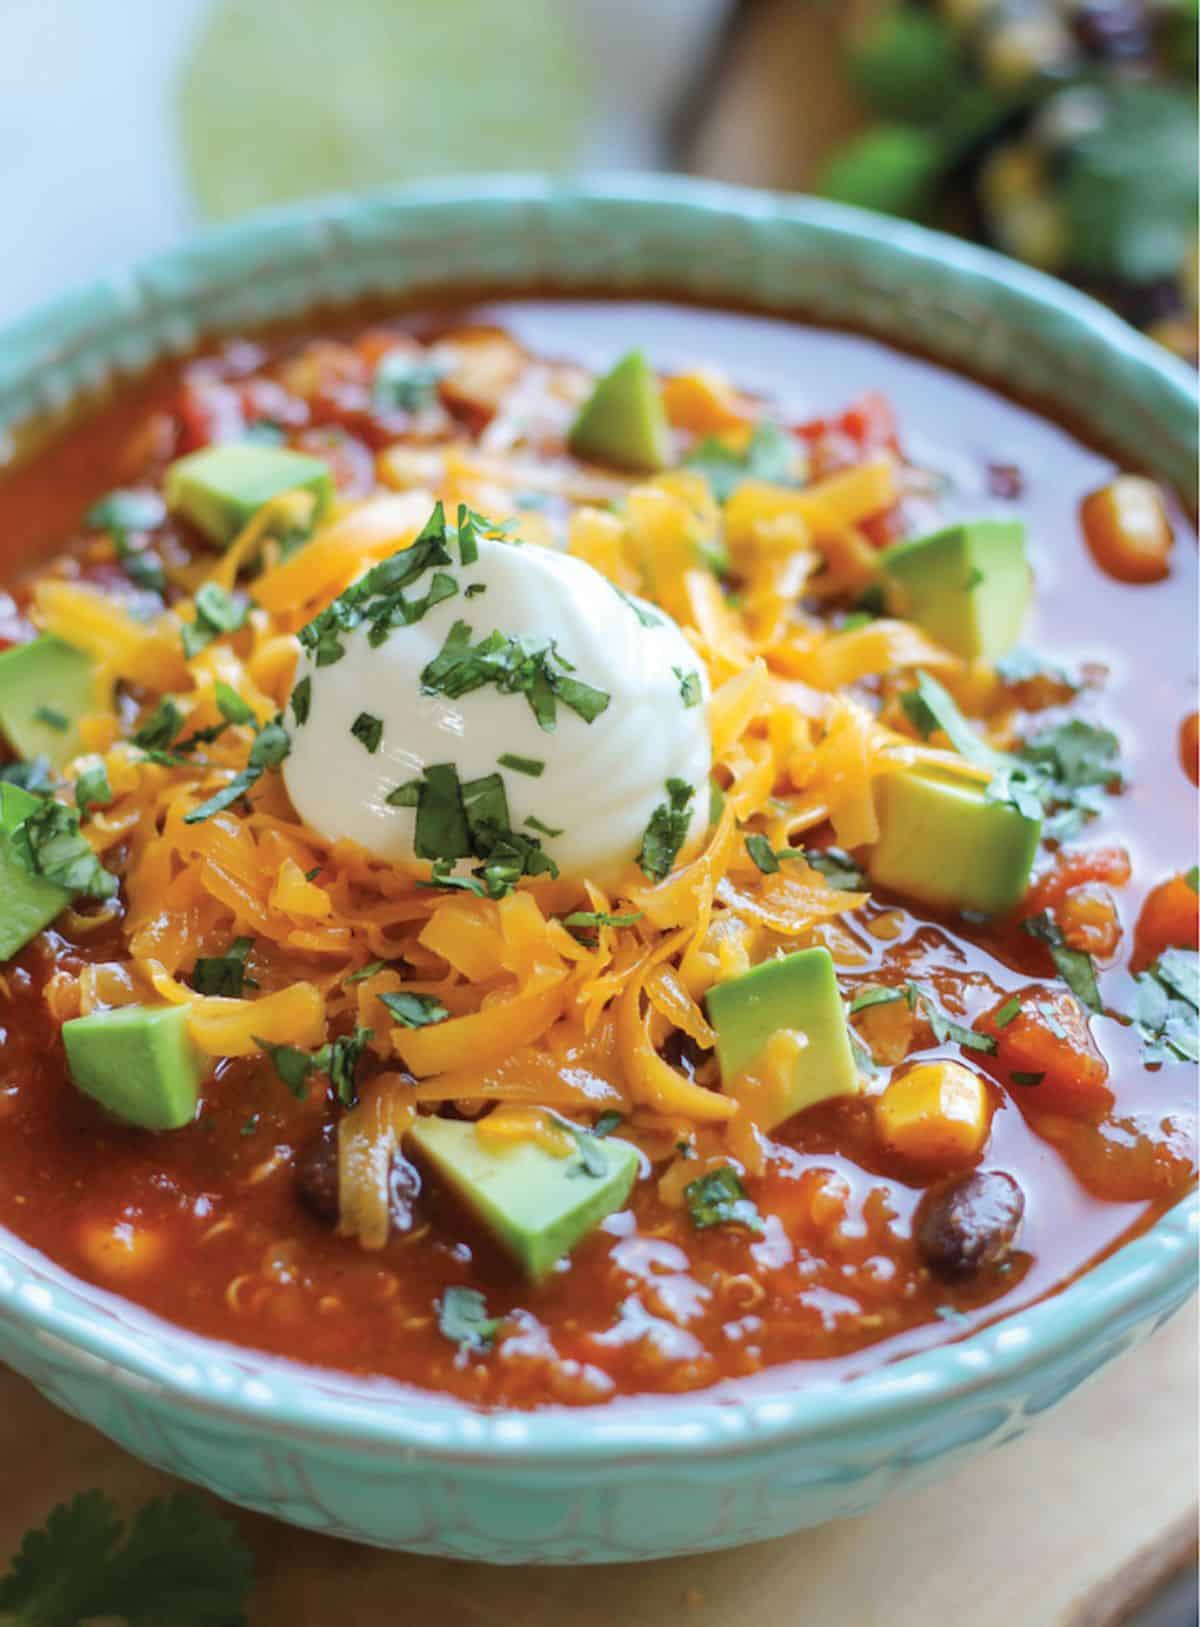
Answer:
[282, 535, 711, 888]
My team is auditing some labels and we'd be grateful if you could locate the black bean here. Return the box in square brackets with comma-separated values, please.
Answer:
[916, 1170, 1026, 1280]
[295, 1121, 340, 1226]
[660, 1029, 713, 1080]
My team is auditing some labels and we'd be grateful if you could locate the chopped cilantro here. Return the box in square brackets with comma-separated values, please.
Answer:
[181, 583, 249, 660]
[612, 583, 662, 628]
[744, 832, 780, 874]
[297, 503, 459, 665]
[1011, 1071, 1045, 1087]
[74, 761, 112, 815]
[183, 716, 290, 824]
[345, 959, 388, 984]
[214, 682, 255, 726]
[132, 697, 185, 752]
[849, 985, 906, 1015]
[414, 762, 474, 862]
[464, 582, 486, 598]
[32, 705, 68, 732]
[524, 814, 563, 838]
[803, 847, 866, 890]
[0, 1488, 252, 1627]
[290, 675, 311, 725]
[638, 778, 695, 882]
[497, 753, 544, 777]
[372, 352, 446, 414]
[673, 667, 703, 708]
[891, 982, 997, 1054]
[1134, 947, 1199, 1064]
[563, 909, 643, 929]
[420, 618, 610, 733]
[993, 995, 1022, 1028]
[192, 937, 255, 997]
[1186, 865, 1199, 894]
[684, 1166, 764, 1233]
[1022, 911, 1103, 1014]
[379, 990, 449, 1028]
[386, 779, 421, 808]
[900, 671, 1007, 772]
[593, 1110, 624, 1136]
[438, 1285, 499, 1353]
[350, 711, 384, 754]
[256, 1025, 373, 1107]
[566, 1122, 609, 1179]
[9, 798, 117, 900]
[86, 488, 166, 535]
[685, 421, 796, 503]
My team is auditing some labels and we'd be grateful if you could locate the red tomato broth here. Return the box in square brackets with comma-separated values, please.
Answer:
[0, 298, 1193, 1407]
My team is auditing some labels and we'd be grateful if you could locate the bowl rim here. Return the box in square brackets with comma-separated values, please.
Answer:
[0, 173, 1195, 1466]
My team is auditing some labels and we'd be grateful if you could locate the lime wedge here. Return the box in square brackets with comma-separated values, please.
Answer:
[179, 0, 590, 221]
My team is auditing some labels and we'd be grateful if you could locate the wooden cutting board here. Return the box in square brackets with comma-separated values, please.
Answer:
[1, 1308, 1194, 1626]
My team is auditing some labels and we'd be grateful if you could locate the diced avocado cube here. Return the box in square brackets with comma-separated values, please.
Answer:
[0, 636, 97, 770]
[0, 782, 71, 960]
[164, 443, 332, 548]
[62, 1004, 204, 1130]
[880, 519, 1030, 661]
[567, 349, 670, 473]
[706, 946, 860, 1130]
[869, 768, 1041, 917]
[408, 1116, 639, 1279]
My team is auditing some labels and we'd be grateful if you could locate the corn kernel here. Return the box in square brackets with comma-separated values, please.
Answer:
[78, 1218, 166, 1279]
[875, 1060, 993, 1169]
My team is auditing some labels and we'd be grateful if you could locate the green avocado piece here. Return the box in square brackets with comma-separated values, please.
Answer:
[706, 947, 860, 1130]
[0, 783, 71, 960]
[0, 636, 98, 770]
[164, 443, 333, 548]
[408, 1116, 639, 1279]
[880, 520, 1030, 661]
[62, 1004, 204, 1130]
[869, 768, 1041, 917]
[567, 350, 670, 473]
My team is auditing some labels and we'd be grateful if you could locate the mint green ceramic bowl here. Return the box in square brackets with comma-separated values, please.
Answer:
[0, 177, 1194, 1563]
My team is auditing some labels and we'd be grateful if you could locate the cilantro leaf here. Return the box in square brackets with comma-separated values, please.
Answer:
[214, 683, 255, 726]
[32, 706, 68, 732]
[132, 698, 185, 753]
[181, 583, 249, 660]
[566, 1122, 609, 1179]
[344, 959, 388, 984]
[803, 847, 866, 890]
[254, 1037, 318, 1099]
[1135, 948, 1199, 1064]
[744, 832, 780, 874]
[192, 937, 255, 997]
[562, 909, 643, 929]
[593, 1110, 624, 1136]
[1022, 911, 1103, 1014]
[673, 667, 703, 708]
[848, 984, 906, 1015]
[685, 422, 797, 503]
[900, 670, 1007, 772]
[638, 778, 696, 882]
[420, 619, 610, 732]
[74, 761, 112, 816]
[438, 1285, 500, 1353]
[379, 991, 449, 1028]
[497, 753, 544, 777]
[350, 711, 383, 754]
[372, 352, 446, 414]
[0, 1488, 252, 1627]
[256, 1026, 374, 1107]
[901, 982, 997, 1054]
[9, 799, 117, 900]
[684, 1166, 764, 1233]
[993, 995, 1022, 1028]
[290, 675, 311, 726]
[994, 646, 1079, 690]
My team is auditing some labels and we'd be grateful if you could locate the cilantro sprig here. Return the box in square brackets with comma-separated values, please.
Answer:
[391, 761, 559, 898]
[438, 1285, 500, 1353]
[638, 779, 696, 882]
[684, 1166, 764, 1233]
[0, 1488, 252, 1627]
[192, 937, 255, 998]
[1134, 948, 1199, 1064]
[9, 798, 117, 901]
[183, 716, 290, 825]
[420, 618, 610, 733]
[255, 1026, 373, 1107]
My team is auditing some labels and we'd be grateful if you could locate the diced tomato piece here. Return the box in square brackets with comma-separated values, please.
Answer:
[176, 381, 245, 453]
[796, 391, 899, 454]
[977, 985, 1112, 1120]
[1024, 845, 1132, 917]
[860, 504, 906, 549]
[1180, 712, 1199, 787]
[1133, 873, 1199, 970]
[1056, 884, 1122, 959]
